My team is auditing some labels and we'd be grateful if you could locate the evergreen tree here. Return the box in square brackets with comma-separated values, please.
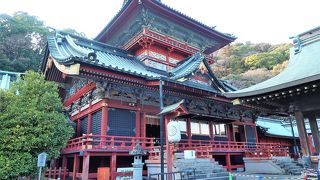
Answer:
[0, 71, 74, 179]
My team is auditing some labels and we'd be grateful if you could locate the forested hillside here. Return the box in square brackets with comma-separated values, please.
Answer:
[0, 12, 84, 72]
[213, 42, 291, 89]
[1, 12, 291, 90]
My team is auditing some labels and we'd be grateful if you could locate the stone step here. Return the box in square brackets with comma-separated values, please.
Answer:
[195, 176, 229, 180]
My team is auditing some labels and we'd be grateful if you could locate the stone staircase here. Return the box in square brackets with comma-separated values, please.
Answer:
[272, 157, 304, 175]
[174, 158, 229, 180]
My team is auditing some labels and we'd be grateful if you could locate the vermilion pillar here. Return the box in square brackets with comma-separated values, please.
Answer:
[111, 153, 117, 180]
[141, 112, 146, 138]
[62, 156, 67, 180]
[136, 111, 141, 137]
[101, 101, 108, 146]
[101, 100, 108, 136]
[87, 113, 92, 134]
[77, 119, 81, 137]
[72, 154, 79, 180]
[226, 153, 231, 172]
[82, 153, 90, 180]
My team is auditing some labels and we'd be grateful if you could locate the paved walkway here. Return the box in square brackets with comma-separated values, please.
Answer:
[231, 172, 306, 180]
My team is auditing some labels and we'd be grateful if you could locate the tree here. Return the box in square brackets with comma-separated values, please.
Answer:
[62, 28, 87, 37]
[272, 60, 289, 75]
[0, 71, 74, 179]
[0, 12, 49, 72]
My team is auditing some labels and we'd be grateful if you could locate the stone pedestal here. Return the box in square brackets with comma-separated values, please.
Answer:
[145, 159, 169, 178]
[129, 140, 147, 180]
[132, 162, 144, 180]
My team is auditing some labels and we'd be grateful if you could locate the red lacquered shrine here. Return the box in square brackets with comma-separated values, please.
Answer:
[41, 0, 289, 179]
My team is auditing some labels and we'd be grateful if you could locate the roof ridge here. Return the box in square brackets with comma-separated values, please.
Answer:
[152, 0, 236, 40]
[57, 31, 134, 58]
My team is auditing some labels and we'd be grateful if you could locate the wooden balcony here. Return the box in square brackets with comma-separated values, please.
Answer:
[61, 134, 155, 153]
[178, 139, 289, 158]
[62, 135, 289, 158]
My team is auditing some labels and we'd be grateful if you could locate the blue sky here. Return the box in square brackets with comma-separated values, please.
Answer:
[1, 0, 319, 44]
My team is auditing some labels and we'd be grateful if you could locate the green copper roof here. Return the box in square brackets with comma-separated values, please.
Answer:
[46, 31, 230, 94]
[225, 31, 320, 98]
[159, 100, 185, 115]
[169, 52, 204, 80]
[256, 117, 298, 138]
[47, 32, 161, 78]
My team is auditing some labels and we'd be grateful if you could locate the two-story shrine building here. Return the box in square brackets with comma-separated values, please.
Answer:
[41, 0, 289, 179]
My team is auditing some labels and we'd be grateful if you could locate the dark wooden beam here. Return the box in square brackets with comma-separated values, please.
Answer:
[295, 111, 311, 156]
[306, 114, 320, 154]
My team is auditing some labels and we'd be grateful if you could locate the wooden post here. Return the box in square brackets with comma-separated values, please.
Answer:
[87, 113, 92, 134]
[136, 111, 141, 137]
[307, 114, 320, 154]
[295, 111, 311, 156]
[72, 154, 79, 180]
[101, 100, 108, 146]
[111, 153, 117, 180]
[187, 118, 192, 147]
[77, 119, 81, 137]
[226, 124, 231, 141]
[226, 153, 231, 172]
[61, 156, 67, 180]
[141, 112, 146, 138]
[209, 121, 214, 140]
[232, 123, 236, 142]
[254, 124, 259, 143]
[101, 101, 108, 136]
[82, 153, 90, 180]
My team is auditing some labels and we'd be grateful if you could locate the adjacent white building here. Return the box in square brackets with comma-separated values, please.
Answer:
[0, 70, 24, 90]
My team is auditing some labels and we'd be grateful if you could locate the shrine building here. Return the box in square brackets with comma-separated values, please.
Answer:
[226, 27, 320, 168]
[41, 0, 290, 179]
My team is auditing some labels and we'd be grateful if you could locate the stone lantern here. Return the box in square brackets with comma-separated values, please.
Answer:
[129, 140, 147, 179]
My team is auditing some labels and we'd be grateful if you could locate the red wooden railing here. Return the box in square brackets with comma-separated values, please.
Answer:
[149, 140, 289, 159]
[62, 135, 289, 158]
[62, 134, 155, 153]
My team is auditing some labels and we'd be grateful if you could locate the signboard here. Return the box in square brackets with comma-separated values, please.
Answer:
[37, 152, 47, 167]
[116, 167, 133, 180]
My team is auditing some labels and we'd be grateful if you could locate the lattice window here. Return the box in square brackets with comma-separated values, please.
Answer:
[178, 120, 187, 133]
[107, 108, 136, 137]
[245, 125, 256, 143]
[80, 116, 88, 135]
[213, 123, 226, 136]
[91, 110, 102, 135]
[191, 121, 210, 135]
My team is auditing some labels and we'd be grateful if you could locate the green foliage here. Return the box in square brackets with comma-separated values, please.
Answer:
[0, 71, 74, 179]
[272, 60, 289, 75]
[0, 12, 49, 72]
[214, 42, 291, 89]
[0, 12, 87, 72]
[62, 28, 87, 37]
[243, 43, 290, 70]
